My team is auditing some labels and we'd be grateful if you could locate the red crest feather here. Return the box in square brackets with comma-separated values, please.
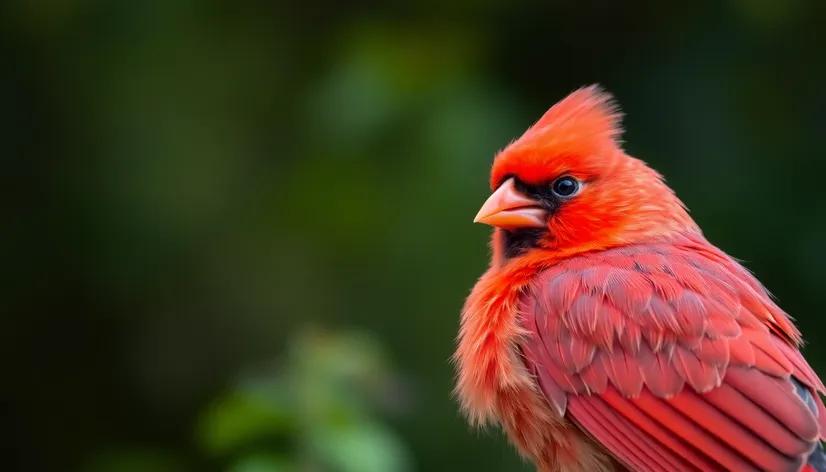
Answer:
[490, 85, 625, 189]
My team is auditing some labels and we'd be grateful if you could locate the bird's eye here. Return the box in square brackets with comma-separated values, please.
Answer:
[551, 176, 580, 198]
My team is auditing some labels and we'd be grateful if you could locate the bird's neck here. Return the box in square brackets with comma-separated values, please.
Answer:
[492, 227, 704, 273]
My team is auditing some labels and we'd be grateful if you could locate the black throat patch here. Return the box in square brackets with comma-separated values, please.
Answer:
[500, 228, 546, 259]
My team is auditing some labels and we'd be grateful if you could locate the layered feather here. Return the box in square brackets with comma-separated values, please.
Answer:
[454, 85, 826, 472]
[520, 235, 826, 471]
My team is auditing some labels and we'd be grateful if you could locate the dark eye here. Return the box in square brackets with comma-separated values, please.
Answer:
[551, 176, 580, 197]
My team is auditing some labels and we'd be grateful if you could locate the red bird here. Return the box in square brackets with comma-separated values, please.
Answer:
[454, 85, 826, 472]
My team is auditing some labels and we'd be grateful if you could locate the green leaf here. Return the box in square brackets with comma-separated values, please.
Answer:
[197, 390, 294, 455]
[311, 421, 412, 472]
[229, 454, 297, 472]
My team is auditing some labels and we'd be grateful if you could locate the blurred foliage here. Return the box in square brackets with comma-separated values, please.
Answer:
[196, 328, 412, 472]
[82, 328, 412, 472]
[3, 0, 826, 471]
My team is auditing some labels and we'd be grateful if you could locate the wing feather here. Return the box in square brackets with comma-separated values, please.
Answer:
[569, 394, 689, 471]
[521, 239, 826, 472]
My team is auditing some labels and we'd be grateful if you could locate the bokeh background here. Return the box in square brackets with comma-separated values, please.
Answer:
[4, 1, 826, 471]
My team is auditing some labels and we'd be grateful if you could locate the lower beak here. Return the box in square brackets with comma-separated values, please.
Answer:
[473, 178, 547, 230]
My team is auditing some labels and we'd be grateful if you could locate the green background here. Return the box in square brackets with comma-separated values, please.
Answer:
[4, 1, 826, 471]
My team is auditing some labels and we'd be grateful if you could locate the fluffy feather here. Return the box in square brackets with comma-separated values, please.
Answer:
[454, 86, 826, 472]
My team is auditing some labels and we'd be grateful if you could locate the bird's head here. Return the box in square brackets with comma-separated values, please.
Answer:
[475, 85, 699, 263]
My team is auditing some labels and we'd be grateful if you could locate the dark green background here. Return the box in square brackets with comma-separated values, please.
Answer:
[4, 1, 826, 471]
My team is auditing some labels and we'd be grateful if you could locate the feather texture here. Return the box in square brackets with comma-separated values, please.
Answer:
[454, 85, 826, 472]
[518, 236, 826, 471]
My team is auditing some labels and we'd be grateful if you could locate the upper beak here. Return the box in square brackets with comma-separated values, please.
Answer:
[473, 178, 547, 230]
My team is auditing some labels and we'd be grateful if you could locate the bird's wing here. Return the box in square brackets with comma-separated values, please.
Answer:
[520, 242, 826, 472]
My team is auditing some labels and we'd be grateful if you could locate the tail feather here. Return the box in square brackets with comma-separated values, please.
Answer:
[793, 377, 826, 472]
[806, 442, 826, 472]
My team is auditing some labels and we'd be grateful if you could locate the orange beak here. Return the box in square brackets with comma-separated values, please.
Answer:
[473, 178, 547, 230]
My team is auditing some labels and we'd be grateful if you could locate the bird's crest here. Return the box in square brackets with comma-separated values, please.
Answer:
[530, 84, 624, 144]
[490, 85, 626, 188]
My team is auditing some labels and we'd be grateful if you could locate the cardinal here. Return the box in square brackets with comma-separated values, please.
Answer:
[453, 85, 826, 472]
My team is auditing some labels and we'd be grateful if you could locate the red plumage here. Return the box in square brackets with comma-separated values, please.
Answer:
[454, 86, 826, 472]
